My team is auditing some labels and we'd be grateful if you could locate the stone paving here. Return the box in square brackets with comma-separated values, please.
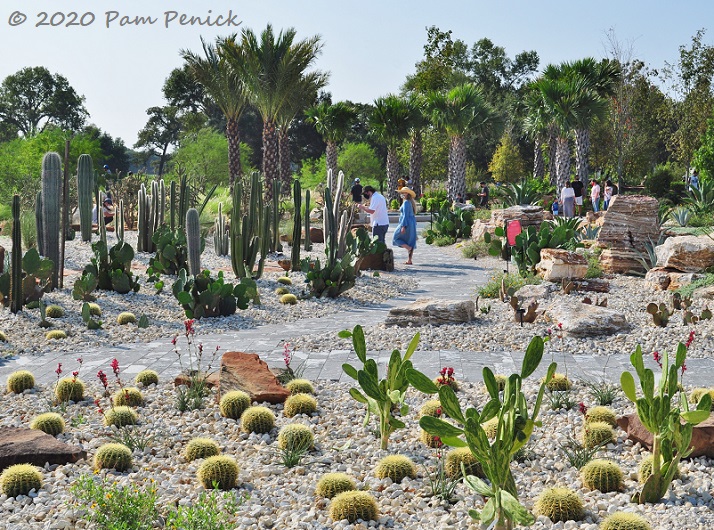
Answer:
[3, 224, 714, 388]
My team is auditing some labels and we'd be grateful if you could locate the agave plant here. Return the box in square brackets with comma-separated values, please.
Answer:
[497, 181, 542, 207]
[668, 206, 691, 227]
[685, 179, 714, 215]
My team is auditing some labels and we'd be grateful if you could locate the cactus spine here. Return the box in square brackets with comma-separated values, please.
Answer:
[271, 180, 282, 252]
[10, 195, 22, 314]
[186, 208, 201, 276]
[77, 154, 94, 242]
[291, 179, 301, 271]
[304, 189, 312, 251]
[41, 152, 62, 289]
[214, 203, 229, 256]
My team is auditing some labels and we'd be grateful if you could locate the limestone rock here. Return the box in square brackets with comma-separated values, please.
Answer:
[536, 249, 588, 281]
[695, 286, 714, 300]
[0, 427, 86, 469]
[490, 205, 545, 229]
[545, 300, 629, 337]
[599, 248, 645, 275]
[385, 299, 475, 327]
[218, 352, 290, 404]
[618, 413, 714, 458]
[645, 267, 705, 291]
[655, 235, 714, 273]
[514, 284, 554, 300]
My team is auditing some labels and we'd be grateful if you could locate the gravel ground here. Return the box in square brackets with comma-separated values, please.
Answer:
[1, 377, 712, 530]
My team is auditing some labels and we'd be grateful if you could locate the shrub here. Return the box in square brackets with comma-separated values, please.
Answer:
[580, 459, 623, 492]
[55, 377, 85, 402]
[45, 305, 65, 318]
[112, 387, 144, 407]
[279, 293, 298, 305]
[583, 422, 615, 448]
[135, 370, 159, 387]
[433, 235, 456, 246]
[639, 454, 679, 484]
[275, 287, 289, 295]
[545, 373, 572, 391]
[690, 388, 714, 410]
[277, 424, 314, 450]
[277, 277, 292, 285]
[284, 394, 317, 417]
[104, 406, 138, 427]
[94, 443, 133, 471]
[444, 447, 483, 478]
[461, 240, 489, 259]
[197, 455, 239, 490]
[534, 487, 584, 522]
[585, 406, 617, 426]
[116, 312, 137, 325]
[329, 491, 379, 522]
[599, 512, 652, 530]
[419, 400, 442, 418]
[46, 330, 67, 340]
[374, 455, 416, 483]
[478, 271, 537, 299]
[285, 379, 315, 395]
[219, 390, 251, 419]
[241, 406, 275, 434]
[645, 164, 675, 198]
[676, 273, 714, 299]
[30, 412, 65, 436]
[315, 473, 356, 499]
[6, 370, 34, 393]
[586, 252, 603, 278]
[184, 438, 220, 462]
[0, 464, 42, 497]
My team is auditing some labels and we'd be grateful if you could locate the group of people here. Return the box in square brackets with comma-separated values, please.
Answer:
[557, 178, 615, 218]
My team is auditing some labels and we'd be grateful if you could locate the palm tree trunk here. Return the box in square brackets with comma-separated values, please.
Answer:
[262, 119, 279, 201]
[226, 116, 242, 192]
[555, 135, 571, 193]
[278, 128, 292, 195]
[547, 127, 558, 187]
[409, 130, 423, 196]
[326, 141, 338, 190]
[386, 147, 400, 201]
[574, 127, 590, 183]
[449, 135, 467, 201]
[533, 136, 545, 180]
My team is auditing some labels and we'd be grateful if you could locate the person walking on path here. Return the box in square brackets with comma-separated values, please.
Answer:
[590, 179, 601, 213]
[603, 180, 614, 210]
[560, 181, 575, 218]
[392, 187, 417, 264]
[351, 178, 363, 203]
[357, 186, 389, 244]
[478, 181, 490, 207]
[571, 178, 584, 216]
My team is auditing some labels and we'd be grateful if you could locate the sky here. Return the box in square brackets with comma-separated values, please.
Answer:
[1, 0, 713, 147]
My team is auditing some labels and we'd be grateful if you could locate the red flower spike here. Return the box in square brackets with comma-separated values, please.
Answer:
[72, 371, 79, 378]
[55, 363, 62, 376]
[110, 358, 120, 375]
[578, 402, 588, 415]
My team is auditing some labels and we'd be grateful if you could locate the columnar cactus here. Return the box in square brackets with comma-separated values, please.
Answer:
[304, 189, 312, 251]
[10, 195, 22, 314]
[186, 208, 201, 276]
[291, 179, 301, 271]
[77, 154, 94, 242]
[169, 180, 177, 231]
[214, 203, 229, 256]
[271, 179, 282, 253]
[41, 152, 62, 289]
[116, 200, 125, 243]
[231, 172, 264, 279]
[35, 191, 44, 255]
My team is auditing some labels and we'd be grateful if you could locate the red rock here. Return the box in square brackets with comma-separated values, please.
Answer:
[218, 352, 289, 404]
[0, 427, 86, 469]
[617, 413, 714, 458]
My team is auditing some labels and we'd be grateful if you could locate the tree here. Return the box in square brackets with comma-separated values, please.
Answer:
[134, 106, 182, 176]
[428, 83, 498, 200]
[305, 101, 358, 188]
[0, 67, 88, 136]
[403, 26, 469, 93]
[488, 133, 526, 183]
[370, 95, 411, 200]
[693, 114, 714, 179]
[338, 142, 382, 184]
[83, 125, 131, 174]
[405, 94, 429, 196]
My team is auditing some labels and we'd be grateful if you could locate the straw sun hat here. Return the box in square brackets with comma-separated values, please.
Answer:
[398, 187, 416, 199]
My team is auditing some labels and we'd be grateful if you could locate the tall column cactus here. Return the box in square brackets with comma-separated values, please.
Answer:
[291, 179, 302, 271]
[116, 200, 125, 243]
[230, 172, 264, 279]
[10, 195, 22, 314]
[98, 193, 107, 245]
[169, 180, 177, 232]
[271, 180, 282, 253]
[35, 191, 44, 255]
[230, 181, 245, 278]
[186, 208, 201, 276]
[304, 189, 312, 251]
[214, 203, 229, 256]
[137, 183, 147, 252]
[41, 152, 62, 289]
[77, 154, 94, 242]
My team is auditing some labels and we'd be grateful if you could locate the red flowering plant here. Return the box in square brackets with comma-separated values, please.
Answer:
[434, 367, 458, 390]
[50, 357, 84, 410]
[276, 342, 305, 385]
[171, 319, 221, 411]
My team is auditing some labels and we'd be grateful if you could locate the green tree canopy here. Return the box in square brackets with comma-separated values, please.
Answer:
[488, 133, 526, 183]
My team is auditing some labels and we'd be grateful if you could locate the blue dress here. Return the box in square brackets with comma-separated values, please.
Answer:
[392, 201, 417, 249]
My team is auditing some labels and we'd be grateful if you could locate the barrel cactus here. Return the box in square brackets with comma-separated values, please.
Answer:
[135, 369, 159, 387]
[284, 394, 317, 417]
[219, 390, 251, 419]
[94, 443, 133, 471]
[7, 370, 35, 393]
[116, 312, 137, 325]
[599, 512, 651, 530]
[88, 303, 102, 316]
[241, 406, 275, 434]
[0, 464, 42, 497]
[329, 491, 379, 522]
[534, 487, 584, 522]
[277, 424, 314, 450]
[583, 421, 615, 448]
[112, 387, 144, 407]
[482, 417, 499, 438]
[0, 331, 6, 342]
[419, 400, 442, 418]
[275, 287, 289, 295]
[285, 379, 315, 395]
[494, 374, 507, 391]
[30, 412, 65, 436]
[277, 277, 292, 285]
[444, 447, 483, 478]
[104, 406, 138, 427]
[638, 454, 680, 484]
[581, 459, 623, 493]
[586, 406, 617, 426]
[690, 388, 714, 410]
[374, 455, 416, 483]
[545, 373, 572, 391]
[45, 305, 65, 318]
[420, 429, 442, 448]
[197, 455, 239, 490]
[315, 472, 356, 499]
[184, 438, 220, 462]
[279, 294, 298, 305]
[55, 377, 84, 402]
[46, 330, 67, 341]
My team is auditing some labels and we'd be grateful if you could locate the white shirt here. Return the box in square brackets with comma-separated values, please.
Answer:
[591, 184, 600, 199]
[560, 187, 575, 201]
[367, 192, 389, 227]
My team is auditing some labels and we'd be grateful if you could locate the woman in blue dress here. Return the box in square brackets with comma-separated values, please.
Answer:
[392, 187, 417, 264]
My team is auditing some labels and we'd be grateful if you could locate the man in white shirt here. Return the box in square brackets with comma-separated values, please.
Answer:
[357, 186, 390, 243]
[590, 179, 601, 213]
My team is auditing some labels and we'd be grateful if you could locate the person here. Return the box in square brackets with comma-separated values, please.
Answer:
[551, 199, 559, 216]
[590, 179, 601, 213]
[478, 182, 490, 207]
[357, 186, 389, 243]
[351, 178, 363, 203]
[392, 187, 417, 264]
[690, 170, 700, 191]
[397, 177, 406, 190]
[560, 181, 575, 217]
[571, 178, 584, 216]
[103, 197, 115, 226]
[453, 192, 465, 207]
[603, 180, 614, 210]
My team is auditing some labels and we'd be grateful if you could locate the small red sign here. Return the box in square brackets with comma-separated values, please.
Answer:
[506, 220, 522, 247]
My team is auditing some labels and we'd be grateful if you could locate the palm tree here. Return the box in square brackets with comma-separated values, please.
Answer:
[305, 101, 357, 190]
[405, 93, 429, 196]
[523, 86, 550, 181]
[222, 24, 324, 198]
[428, 83, 497, 201]
[182, 36, 248, 191]
[369, 95, 411, 200]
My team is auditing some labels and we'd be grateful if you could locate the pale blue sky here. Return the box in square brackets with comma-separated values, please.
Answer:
[1, 1, 712, 146]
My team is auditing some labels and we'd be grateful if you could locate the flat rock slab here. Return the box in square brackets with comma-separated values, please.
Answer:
[546, 300, 629, 337]
[618, 413, 714, 458]
[656, 235, 714, 273]
[218, 351, 289, 404]
[0, 427, 86, 470]
[645, 267, 704, 291]
[385, 299, 475, 327]
[537, 249, 588, 281]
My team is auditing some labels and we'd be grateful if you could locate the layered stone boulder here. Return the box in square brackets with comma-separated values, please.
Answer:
[385, 299, 475, 327]
[655, 235, 714, 273]
[471, 205, 545, 242]
[545, 300, 629, 337]
[536, 249, 588, 281]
